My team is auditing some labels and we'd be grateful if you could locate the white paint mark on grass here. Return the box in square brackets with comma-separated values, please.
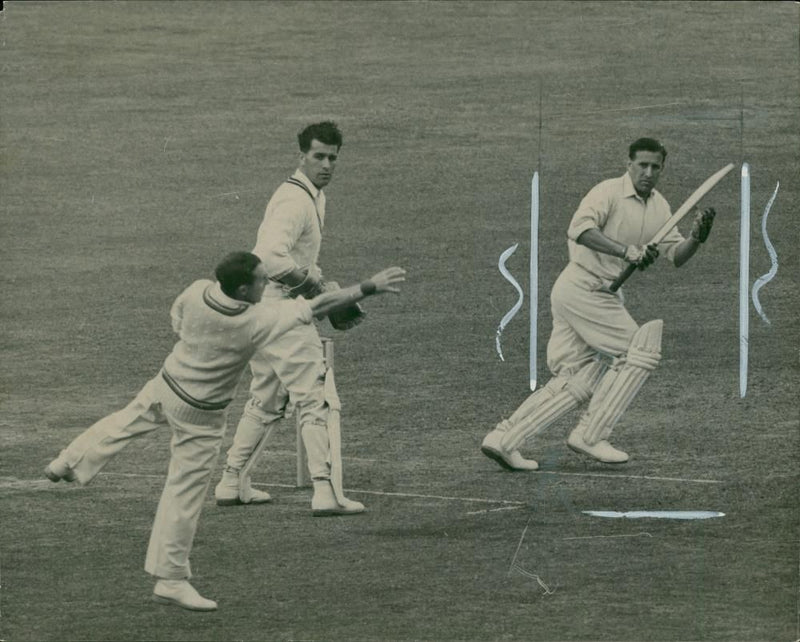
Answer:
[583, 510, 725, 520]
[740, 163, 750, 398]
[751, 181, 780, 325]
[496, 243, 524, 361]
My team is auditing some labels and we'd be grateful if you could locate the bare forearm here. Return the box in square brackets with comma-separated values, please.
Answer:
[310, 282, 375, 318]
[673, 237, 701, 267]
[576, 228, 627, 259]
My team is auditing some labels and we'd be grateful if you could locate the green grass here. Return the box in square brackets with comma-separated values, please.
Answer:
[1, 1, 798, 640]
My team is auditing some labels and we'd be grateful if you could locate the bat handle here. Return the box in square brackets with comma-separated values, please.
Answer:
[608, 263, 637, 293]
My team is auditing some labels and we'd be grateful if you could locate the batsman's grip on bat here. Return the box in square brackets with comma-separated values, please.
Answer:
[609, 207, 717, 293]
[624, 243, 659, 270]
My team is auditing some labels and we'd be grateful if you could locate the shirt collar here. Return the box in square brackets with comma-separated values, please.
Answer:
[291, 169, 322, 199]
[621, 172, 638, 198]
[622, 172, 657, 201]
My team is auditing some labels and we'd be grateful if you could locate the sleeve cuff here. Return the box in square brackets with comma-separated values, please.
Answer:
[567, 220, 598, 242]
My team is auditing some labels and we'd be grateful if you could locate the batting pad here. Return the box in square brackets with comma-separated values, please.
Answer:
[323, 364, 346, 506]
[582, 320, 663, 445]
[501, 359, 607, 451]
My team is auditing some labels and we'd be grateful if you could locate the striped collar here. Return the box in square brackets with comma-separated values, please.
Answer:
[202, 282, 250, 316]
[288, 169, 321, 199]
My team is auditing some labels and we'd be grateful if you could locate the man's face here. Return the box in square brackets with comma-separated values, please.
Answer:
[627, 150, 664, 198]
[242, 263, 269, 303]
[299, 139, 339, 189]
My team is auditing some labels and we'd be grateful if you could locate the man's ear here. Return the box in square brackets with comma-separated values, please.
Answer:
[234, 284, 250, 301]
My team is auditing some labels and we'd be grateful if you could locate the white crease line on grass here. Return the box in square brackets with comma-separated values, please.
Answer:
[533, 470, 722, 484]
[466, 506, 525, 516]
[263, 450, 386, 464]
[96, 473, 527, 507]
[563, 532, 653, 540]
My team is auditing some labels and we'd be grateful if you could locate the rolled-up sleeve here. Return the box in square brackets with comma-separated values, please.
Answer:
[567, 184, 611, 242]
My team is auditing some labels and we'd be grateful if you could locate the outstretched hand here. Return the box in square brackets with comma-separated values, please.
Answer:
[368, 267, 406, 293]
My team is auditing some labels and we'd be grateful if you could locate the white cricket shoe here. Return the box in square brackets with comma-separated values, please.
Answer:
[567, 430, 629, 464]
[153, 579, 217, 611]
[214, 471, 272, 506]
[44, 457, 76, 483]
[480, 430, 539, 471]
[311, 480, 365, 516]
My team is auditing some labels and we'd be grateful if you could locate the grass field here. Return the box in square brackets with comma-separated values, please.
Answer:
[1, 2, 798, 640]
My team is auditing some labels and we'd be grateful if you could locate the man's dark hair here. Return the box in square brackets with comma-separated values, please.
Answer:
[629, 137, 667, 162]
[298, 121, 343, 153]
[215, 252, 261, 298]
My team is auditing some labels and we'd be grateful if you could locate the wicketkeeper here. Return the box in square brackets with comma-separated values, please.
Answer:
[482, 138, 717, 468]
[214, 121, 369, 514]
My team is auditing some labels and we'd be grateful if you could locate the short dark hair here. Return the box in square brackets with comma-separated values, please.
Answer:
[214, 252, 261, 298]
[629, 138, 667, 162]
[298, 121, 343, 153]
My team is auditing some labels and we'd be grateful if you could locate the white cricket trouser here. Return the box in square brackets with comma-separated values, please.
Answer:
[226, 318, 330, 479]
[58, 373, 228, 580]
[547, 262, 640, 375]
[59, 376, 170, 484]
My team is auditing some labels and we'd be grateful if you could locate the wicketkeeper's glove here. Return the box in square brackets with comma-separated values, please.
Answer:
[323, 281, 367, 331]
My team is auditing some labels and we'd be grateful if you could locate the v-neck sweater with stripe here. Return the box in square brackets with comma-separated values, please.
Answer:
[162, 280, 312, 408]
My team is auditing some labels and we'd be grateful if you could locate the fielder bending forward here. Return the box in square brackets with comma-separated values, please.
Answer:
[214, 121, 370, 514]
[45, 252, 405, 610]
[482, 138, 716, 469]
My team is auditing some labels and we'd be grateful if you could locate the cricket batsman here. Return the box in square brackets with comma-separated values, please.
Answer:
[482, 137, 717, 468]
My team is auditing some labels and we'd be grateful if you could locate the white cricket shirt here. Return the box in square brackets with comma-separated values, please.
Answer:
[567, 172, 685, 282]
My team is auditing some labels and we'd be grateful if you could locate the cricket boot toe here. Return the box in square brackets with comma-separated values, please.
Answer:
[44, 457, 76, 483]
[480, 430, 539, 471]
[153, 580, 217, 611]
[214, 470, 272, 506]
[312, 481, 365, 516]
[567, 430, 629, 463]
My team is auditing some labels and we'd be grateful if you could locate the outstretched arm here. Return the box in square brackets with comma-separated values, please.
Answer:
[309, 267, 406, 318]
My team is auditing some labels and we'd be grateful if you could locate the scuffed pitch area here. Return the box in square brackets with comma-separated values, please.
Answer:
[2, 2, 798, 641]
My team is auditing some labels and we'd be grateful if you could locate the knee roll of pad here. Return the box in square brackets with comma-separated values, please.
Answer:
[565, 359, 608, 402]
[625, 319, 663, 371]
